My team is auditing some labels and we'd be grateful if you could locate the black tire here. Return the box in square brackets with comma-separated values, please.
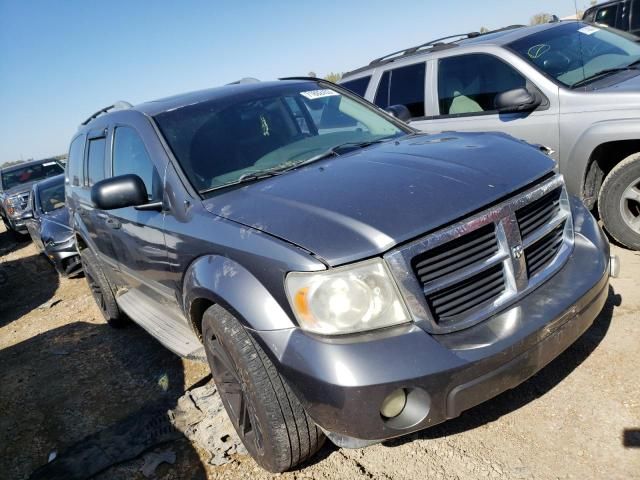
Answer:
[202, 305, 324, 472]
[80, 248, 128, 327]
[598, 153, 640, 250]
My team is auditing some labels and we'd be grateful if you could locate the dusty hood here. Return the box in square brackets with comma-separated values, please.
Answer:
[204, 132, 556, 266]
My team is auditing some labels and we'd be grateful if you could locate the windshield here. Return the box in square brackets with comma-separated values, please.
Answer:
[154, 82, 406, 193]
[1, 161, 63, 190]
[39, 179, 65, 213]
[508, 22, 640, 87]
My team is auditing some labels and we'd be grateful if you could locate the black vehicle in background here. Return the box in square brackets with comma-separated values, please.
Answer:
[23, 174, 81, 277]
[584, 0, 640, 36]
[0, 159, 64, 234]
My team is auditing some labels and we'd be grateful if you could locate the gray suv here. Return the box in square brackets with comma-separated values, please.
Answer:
[340, 21, 640, 250]
[67, 79, 611, 472]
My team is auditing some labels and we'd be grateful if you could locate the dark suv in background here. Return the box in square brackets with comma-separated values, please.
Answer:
[0, 159, 64, 234]
[66, 79, 612, 472]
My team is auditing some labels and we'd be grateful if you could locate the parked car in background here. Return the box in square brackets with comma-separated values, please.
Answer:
[23, 174, 81, 277]
[583, 0, 640, 36]
[340, 20, 640, 249]
[66, 79, 612, 472]
[0, 158, 65, 234]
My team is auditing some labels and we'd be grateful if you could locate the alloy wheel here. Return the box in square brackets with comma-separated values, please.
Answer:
[205, 333, 264, 455]
[620, 176, 640, 234]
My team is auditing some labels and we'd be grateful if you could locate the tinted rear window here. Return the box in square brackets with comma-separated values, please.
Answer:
[341, 76, 371, 97]
[374, 63, 426, 117]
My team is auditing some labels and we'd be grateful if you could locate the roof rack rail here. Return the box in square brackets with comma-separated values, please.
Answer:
[227, 77, 260, 85]
[368, 24, 526, 66]
[80, 101, 133, 126]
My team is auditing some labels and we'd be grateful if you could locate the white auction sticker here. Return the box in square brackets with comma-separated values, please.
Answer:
[42, 161, 56, 166]
[300, 89, 340, 100]
[578, 26, 599, 35]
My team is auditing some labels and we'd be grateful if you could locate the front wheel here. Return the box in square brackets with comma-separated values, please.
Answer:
[202, 305, 324, 472]
[598, 153, 640, 250]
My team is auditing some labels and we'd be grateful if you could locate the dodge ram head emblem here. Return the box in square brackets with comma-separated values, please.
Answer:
[512, 244, 524, 259]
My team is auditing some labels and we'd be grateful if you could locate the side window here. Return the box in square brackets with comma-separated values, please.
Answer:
[631, 0, 640, 32]
[341, 76, 371, 97]
[112, 126, 160, 200]
[67, 135, 85, 187]
[87, 137, 106, 187]
[437, 54, 527, 116]
[583, 9, 596, 23]
[374, 63, 426, 117]
[595, 4, 620, 27]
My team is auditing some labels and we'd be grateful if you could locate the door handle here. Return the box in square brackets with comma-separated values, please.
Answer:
[105, 218, 121, 229]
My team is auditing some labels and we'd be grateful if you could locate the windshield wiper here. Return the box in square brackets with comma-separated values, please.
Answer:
[571, 62, 640, 89]
[199, 136, 397, 195]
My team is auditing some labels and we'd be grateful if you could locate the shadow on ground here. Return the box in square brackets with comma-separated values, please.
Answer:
[0, 223, 60, 327]
[0, 320, 207, 480]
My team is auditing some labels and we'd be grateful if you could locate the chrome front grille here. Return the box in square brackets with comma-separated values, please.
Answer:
[384, 174, 574, 334]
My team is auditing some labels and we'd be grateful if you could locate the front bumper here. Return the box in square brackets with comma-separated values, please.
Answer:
[45, 244, 82, 277]
[253, 200, 611, 445]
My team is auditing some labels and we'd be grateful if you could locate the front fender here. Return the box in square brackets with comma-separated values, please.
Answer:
[563, 118, 640, 197]
[183, 255, 297, 331]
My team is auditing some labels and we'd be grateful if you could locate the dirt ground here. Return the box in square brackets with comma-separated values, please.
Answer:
[0, 222, 638, 480]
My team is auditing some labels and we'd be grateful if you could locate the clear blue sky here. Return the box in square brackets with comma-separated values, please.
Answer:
[0, 0, 588, 164]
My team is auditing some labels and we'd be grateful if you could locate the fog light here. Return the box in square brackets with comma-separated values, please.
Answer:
[380, 388, 407, 418]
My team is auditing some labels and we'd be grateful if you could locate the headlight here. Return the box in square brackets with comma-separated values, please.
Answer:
[285, 258, 411, 335]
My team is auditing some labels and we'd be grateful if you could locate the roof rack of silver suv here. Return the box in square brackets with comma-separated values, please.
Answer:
[368, 24, 526, 66]
[80, 101, 133, 127]
[227, 77, 260, 85]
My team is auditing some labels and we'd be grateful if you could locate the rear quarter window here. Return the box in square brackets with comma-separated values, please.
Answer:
[340, 76, 371, 97]
[66, 135, 85, 187]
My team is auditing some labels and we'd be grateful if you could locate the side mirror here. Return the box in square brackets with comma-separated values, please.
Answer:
[494, 88, 541, 113]
[384, 104, 412, 123]
[91, 174, 148, 210]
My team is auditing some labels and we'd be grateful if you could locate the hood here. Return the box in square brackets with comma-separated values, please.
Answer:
[204, 132, 556, 266]
[593, 70, 640, 93]
[43, 207, 71, 229]
[41, 208, 73, 246]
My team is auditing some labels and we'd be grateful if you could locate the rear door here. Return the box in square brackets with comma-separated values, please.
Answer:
[418, 52, 560, 161]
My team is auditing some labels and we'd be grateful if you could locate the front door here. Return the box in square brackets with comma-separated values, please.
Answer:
[414, 53, 561, 161]
[101, 123, 180, 316]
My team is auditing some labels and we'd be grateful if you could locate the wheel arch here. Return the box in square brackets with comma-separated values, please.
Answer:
[567, 120, 640, 209]
[182, 254, 296, 337]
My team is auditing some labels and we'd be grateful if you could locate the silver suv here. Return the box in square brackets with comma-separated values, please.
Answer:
[340, 20, 640, 250]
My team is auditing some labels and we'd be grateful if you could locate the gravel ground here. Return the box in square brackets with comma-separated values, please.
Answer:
[0, 222, 638, 480]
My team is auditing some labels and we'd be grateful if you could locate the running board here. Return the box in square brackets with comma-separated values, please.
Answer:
[116, 290, 206, 362]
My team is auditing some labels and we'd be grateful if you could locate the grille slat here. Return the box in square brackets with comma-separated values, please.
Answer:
[431, 271, 504, 311]
[429, 265, 504, 320]
[517, 188, 562, 239]
[412, 224, 498, 286]
[524, 222, 565, 277]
